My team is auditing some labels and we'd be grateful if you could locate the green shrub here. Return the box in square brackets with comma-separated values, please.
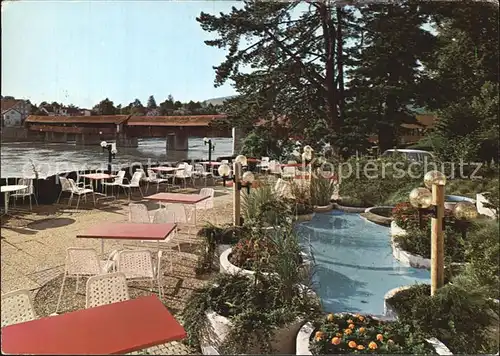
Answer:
[454, 220, 500, 299]
[242, 184, 292, 227]
[393, 226, 466, 262]
[310, 176, 336, 206]
[387, 284, 499, 354]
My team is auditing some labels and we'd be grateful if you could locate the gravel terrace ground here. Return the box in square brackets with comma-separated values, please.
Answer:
[1, 183, 235, 355]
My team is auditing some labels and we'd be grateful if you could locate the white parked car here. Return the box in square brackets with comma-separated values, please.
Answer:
[381, 149, 435, 162]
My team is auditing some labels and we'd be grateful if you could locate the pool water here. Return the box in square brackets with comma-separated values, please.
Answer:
[297, 211, 430, 315]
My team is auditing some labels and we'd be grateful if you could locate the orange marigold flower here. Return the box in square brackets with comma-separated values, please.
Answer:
[347, 319, 353, 323]
[349, 323, 355, 329]
[331, 337, 341, 345]
[354, 313, 361, 318]
[359, 327, 366, 334]
[348, 341, 357, 349]
[327, 313, 335, 322]
[357, 345, 365, 350]
[336, 333, 343, 337]
[376, 334, 383, 341]
[369, 341, 378, 350]
[358, 315, 365, 321]
[344, 328, 352, 335]
[314, 331, 324, 341]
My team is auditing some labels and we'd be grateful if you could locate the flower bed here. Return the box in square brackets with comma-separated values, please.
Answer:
[297, 313, 452, 355]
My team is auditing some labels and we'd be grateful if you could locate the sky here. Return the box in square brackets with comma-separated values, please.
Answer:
[1, 0, 241, 109]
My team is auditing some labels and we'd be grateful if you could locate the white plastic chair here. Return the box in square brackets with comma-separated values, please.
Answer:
[193, 164, 213, 187]
[175, 163, 194, 188]
[57, 176, 73, 204]
[56, 248, 116, 313]
[197, 188, 214, 210]
[153, 209, 180, 253]
[282, 166, 296, 180]
[257, 157, 270, 173]
[128, 203, 151, 223]
[102, 170, 126, 196]
[10, 178, 38, 210]
[67, 178, 96, 210]
[76, 171, 93, 190]
[145, 169, 170, 193]
[268, 160, 281, 175]
[115, 250, 164, 299]
[1, 289, 36, 327]
[119, 171, 144, 201]
[85, 272, 130, 309]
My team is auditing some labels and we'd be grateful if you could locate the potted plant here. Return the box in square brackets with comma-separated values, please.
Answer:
[242, 184, 292, 228]
[196, 223, 250, 275]
[289, 180, 314, 221]
[183, 237, 321, 354]
[220, 226, 308, 278]
[297, 313, 452, 355]
[310, 176, 335, 212]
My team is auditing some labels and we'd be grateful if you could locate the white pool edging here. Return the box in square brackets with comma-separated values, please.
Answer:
[296, 321, 453, 355]
[390, 222, 431, 269]
[383, 285, 413, 320]
[313, 204, 333, 213]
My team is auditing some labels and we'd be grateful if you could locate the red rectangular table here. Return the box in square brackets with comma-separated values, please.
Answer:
[1, 295, 186, 355]
[144, 193, 210, 226]
[77, 222, 177, 254]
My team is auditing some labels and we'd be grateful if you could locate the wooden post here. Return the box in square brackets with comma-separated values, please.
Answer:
[431, 184, 445, 296]
[233, 161, 242, 226]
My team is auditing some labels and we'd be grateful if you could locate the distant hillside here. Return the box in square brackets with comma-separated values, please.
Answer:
[202, 95, 237, 107]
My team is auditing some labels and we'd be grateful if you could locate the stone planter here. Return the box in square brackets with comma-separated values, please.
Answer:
[217, 244, 231, 273]
[390, 233, 430, 269]
[333, 202, 371, 213]
[201, 311, 304, 355]
[296, 321, 453, 355]
[363, 206, 394, 226]
[383, 285, 414, 320]
[313, 204, 333, 213]
[390, 221, 407, 237]
[477, 193, 497, 218]
[220, 247, 311, 277]
[295, 213, 314, 222]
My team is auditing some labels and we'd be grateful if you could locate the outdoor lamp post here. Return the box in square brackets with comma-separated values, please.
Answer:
[100, 141, 117, 174]
[203, 137, 215, 163]
[302, 145, 313, 180]
[218, 155, 255, 226]
[453, 201, 478, 239]
[409, 170, 454, 296]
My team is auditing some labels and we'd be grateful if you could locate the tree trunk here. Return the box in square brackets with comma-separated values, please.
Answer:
[336, 7, 345, 127]
[318, 3, 338, 132]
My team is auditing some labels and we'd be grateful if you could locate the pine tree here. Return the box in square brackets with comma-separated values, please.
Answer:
[147, 95, 157, 109]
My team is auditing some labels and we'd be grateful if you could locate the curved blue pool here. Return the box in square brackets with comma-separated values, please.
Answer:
[297, 211, 430, 315]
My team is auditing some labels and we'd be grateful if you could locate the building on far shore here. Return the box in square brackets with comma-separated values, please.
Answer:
[1, 98, 31, 127]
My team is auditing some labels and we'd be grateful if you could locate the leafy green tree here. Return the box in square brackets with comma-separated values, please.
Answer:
[421, 2, 499, 162]
[92, 98, 116, 115]
[346, 3, 436, 152]
[197, 2, 353, 144]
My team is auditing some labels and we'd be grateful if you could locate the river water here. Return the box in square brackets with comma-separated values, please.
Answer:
[0, 138, 233, 178]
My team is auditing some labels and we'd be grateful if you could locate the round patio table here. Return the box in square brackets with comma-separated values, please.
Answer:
[1, 185, 28, 214]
